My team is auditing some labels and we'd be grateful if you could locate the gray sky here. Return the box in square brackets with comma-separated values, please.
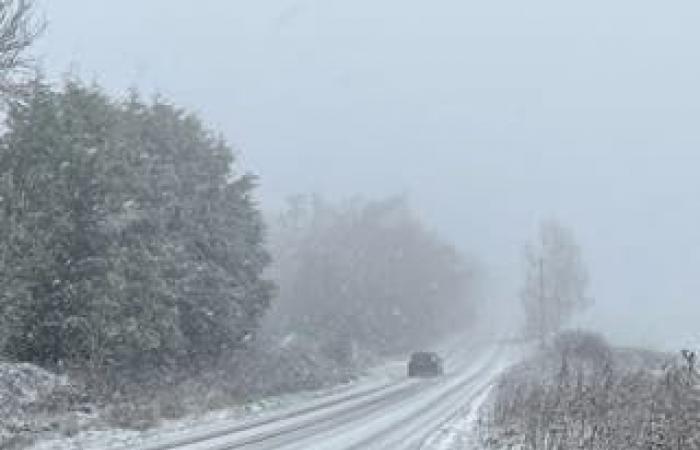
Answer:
[36, 0, 700, 348]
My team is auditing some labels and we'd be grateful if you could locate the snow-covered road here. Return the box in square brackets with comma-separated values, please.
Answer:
[134, 338, 519, 450]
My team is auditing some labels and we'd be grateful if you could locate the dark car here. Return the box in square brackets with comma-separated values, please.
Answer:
[407, 351, 444, 377]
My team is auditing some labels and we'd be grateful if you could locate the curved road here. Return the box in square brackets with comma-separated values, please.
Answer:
[135, 337, 518, 450]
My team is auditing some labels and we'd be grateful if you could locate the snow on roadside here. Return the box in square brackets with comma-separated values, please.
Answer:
[29, 356, 411, 450]
[423, 386, 493, 450]
[0, 362, 86, 448]
[0, 363, 66, 406]
[421, 340, 532, 450]
[28, 333, 477, 450]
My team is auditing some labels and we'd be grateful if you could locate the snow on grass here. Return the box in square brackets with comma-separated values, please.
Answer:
[28, 355, 411, 450]
[0, 362, 87, 449]
[0, 363, 64, 405]
[26, 333, 480, 450]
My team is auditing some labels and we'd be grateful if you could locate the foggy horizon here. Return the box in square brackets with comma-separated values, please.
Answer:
[35, 0, 700, 349]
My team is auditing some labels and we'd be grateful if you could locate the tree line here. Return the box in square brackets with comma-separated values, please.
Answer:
[0, 81, 274, 372]
[265, 196, 477, 363]
[0, 1, 478, 380]
[0, 0, 593, 382]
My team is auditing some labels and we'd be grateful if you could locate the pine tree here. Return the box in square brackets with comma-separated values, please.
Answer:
[0, 80, 273, 371]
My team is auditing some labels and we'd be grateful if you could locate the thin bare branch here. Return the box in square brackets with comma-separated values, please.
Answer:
[0, 0, 43, 98]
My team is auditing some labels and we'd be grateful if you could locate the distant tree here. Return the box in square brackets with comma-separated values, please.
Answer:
[266, 196, 476, 361]
[520, 220, 591, 343]
[0, 80, 273, 371]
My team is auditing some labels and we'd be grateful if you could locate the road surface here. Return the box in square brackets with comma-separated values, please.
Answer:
[134, 337, 518, 450]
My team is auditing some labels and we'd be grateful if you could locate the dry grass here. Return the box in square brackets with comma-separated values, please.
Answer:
[476, 331, 700, 449]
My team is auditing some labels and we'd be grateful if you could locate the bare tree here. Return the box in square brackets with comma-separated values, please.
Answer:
[0, 0, 42, 97]
[520, 220, 592, 343]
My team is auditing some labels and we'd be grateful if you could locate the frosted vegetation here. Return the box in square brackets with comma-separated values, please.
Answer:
[470, 219, 700, 449]
[475, 331, 700, 449]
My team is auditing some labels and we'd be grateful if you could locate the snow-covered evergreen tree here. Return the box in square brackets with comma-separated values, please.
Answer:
[0, 80, 273, 371]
